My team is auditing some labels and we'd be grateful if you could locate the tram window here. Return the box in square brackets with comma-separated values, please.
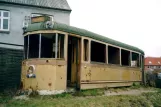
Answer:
[91, 41, 106, 63]
[131, 52, 139, 67]
[24, 36, 28, 59]
[57, 34, 64, 58]
[108, 46, 120, 64]
[41, 34, 55, 58]
[28, 34, 40, 58]
[41, 33, 64, 58]
[84, 39, 89, 61]
[121, 49, 130, 66]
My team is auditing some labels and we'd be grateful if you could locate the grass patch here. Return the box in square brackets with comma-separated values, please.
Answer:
[0, 88, 17, 104]
[1, 87, 160, 107]
[4, 93, 157, 107]
[73, 89, 104, 97]
[143, 91, 161, 107]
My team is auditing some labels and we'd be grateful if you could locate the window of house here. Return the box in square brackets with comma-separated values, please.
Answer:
[108, 46, 120, 64]
[31, 13, 54, 21]
[121, 49, 130, 66]
[91, 41, 106, 63]
[83, 39, 89, 61]
[154, 66, 156, 69]
[0, 10, 10, 31]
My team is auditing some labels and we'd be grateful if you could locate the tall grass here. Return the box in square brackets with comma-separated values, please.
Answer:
[1, 87, 161, 107]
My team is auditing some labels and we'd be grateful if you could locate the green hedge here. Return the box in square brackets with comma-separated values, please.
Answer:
[0, 47, 23, 92]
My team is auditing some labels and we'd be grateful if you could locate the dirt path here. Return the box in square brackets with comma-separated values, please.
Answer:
[104, 89, 157, 96]
[14, 88, 158, 100]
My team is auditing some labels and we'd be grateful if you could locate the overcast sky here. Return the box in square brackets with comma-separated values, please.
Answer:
[67, 0, 161, 57]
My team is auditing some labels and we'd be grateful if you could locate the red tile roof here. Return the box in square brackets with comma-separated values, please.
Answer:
[145, 57, 161, 66]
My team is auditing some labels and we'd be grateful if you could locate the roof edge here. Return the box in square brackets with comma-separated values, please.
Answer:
[25, 21, 144, 55]
[0, 1, 72, 12]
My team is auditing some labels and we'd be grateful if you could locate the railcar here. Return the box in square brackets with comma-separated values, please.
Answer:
[21, 16, 144, 93]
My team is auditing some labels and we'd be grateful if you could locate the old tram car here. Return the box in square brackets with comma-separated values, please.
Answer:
[21, 16, 144, 93]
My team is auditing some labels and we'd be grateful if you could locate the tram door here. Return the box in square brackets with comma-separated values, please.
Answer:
[67, 36, 81, 89]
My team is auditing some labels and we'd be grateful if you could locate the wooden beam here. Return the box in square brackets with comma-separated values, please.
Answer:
[55, 33, 58, 58]
[88, 40, 91, 63]
[120, 48, 122, 66]
[38, 33, 41, 58]
[106, 45, 108, 64]
[27, 35, 29, 59]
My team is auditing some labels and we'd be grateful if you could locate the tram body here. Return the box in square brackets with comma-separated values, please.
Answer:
[21, 17, 144, 92]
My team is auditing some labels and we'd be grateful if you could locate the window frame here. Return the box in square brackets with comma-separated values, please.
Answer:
[25, 33, 65, 59]
[0, 10, 10, 31]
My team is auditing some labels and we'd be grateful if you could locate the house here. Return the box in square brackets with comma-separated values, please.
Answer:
[0, 0, 71, 91]
[144, 57, 161, 71]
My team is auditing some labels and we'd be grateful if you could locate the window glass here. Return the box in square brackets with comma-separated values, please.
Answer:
[28, 34, 40, 58]
[3, 19, 8, 29]
[3, 12, 9, 17]
[0, 10, 10, 31]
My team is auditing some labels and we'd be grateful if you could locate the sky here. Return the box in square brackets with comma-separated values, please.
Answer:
[67, 0, 161, 57]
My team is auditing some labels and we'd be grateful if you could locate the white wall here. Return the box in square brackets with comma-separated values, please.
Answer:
[0, 3, 71, 49]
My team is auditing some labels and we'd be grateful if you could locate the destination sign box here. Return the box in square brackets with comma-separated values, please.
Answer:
[31, 16, 50, 23]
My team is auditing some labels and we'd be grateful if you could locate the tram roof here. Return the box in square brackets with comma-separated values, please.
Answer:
[25, 22, 144, 54]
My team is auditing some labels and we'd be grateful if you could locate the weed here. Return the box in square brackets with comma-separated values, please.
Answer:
[2, 87, 161, 107]
[0, 88, 18, 104]
[73, 89, 104, 97]
[51, 92, 72, 98]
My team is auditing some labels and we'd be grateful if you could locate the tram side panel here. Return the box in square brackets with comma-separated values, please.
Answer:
[80, 63, 142, 89]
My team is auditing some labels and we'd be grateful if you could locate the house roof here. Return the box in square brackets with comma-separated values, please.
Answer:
[145, 57, 161, 66]
[0, 0, 71, 11]
[24, 21, 144, 54]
